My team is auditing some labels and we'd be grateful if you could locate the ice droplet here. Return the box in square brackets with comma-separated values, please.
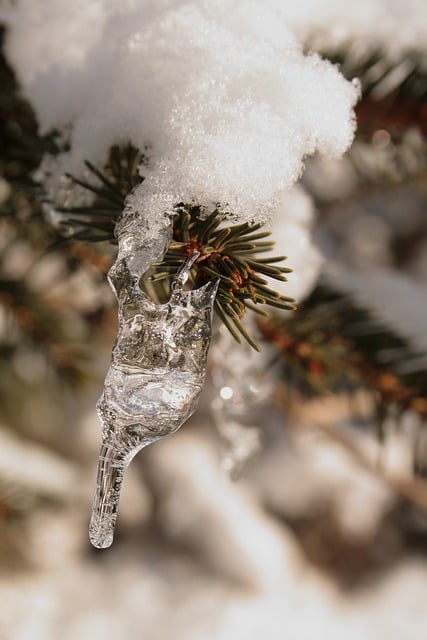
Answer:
[89, 209, 218, 549]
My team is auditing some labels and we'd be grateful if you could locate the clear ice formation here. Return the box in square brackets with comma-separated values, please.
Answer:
[89, 207, 218, 549]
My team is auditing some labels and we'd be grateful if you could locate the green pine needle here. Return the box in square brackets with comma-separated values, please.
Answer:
[149, 203, 296, 348]
[60, 143, 146, 241]
[61, 147, 296, 348]
[259, 284, 427, 474]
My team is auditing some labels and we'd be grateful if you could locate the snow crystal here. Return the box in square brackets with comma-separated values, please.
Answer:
[3, 0, 358, 230]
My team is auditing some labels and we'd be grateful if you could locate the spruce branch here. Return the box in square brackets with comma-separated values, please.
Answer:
[57, 143, 146, 242]
[259, 284, 427, 474]
[61, 149, 296, 348]
[325, 47, 427, 139]
[0, 29, 111, 391]
[148, 203, 296, 349]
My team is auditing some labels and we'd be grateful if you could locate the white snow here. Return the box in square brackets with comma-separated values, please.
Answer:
[3, 0, 359, 232]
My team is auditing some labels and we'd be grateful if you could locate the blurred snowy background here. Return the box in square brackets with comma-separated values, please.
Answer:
[1, 1, 427, 639]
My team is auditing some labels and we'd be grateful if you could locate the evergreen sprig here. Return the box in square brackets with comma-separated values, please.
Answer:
[326, 47, 427, 139]
[61, 148, 296, 349]
[0, 25, 96, 389]
[149, 203, 295, 349]
[55, 143, 145, 242]
[259, 284, 427, 474]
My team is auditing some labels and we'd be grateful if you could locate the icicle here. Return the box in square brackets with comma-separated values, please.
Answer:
[89, 207, 218, 549]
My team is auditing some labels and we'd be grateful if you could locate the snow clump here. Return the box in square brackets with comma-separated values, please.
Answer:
[3, 0, 359, 235]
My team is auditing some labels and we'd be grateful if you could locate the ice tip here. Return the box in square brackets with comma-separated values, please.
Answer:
[89, 517, 115, 549]
[89, 527, 114, 549]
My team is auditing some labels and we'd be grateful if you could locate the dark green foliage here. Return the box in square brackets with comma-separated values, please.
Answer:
[259, 283, 427, 473]
[57, 144, 145, 242]
[0, 25, 58, 211]
[149, 203, 295, 349]
[0, 29, 111, 394]
[63, 157, 296, 348]
[325, 46, 427, 139]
